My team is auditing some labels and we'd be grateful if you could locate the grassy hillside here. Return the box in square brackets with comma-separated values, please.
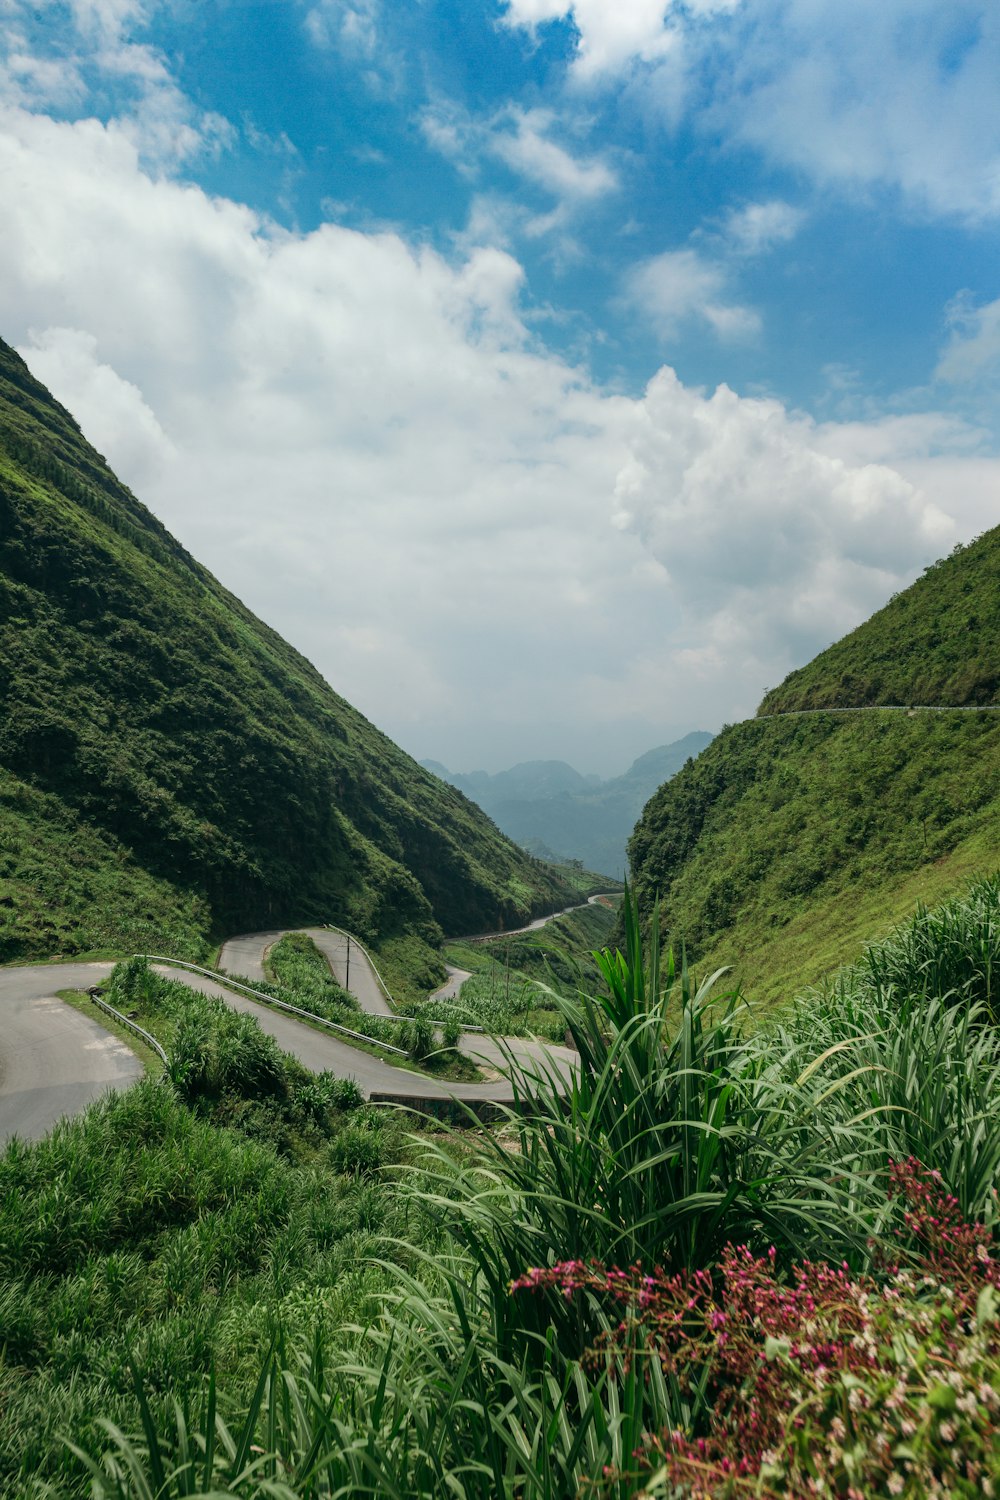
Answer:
[761, 529, 999, 713]
[0, 337, 575, 961]
[629, 525, 1000, 1006]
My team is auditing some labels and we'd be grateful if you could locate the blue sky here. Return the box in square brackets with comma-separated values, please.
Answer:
[1, 1, 998, 773]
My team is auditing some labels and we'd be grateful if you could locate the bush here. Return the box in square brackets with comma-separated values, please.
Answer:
[330, 1125, 384, 1178]
[441, 1018, 461, 1051]
[521, 1161, 1000, 1500]
[405, 1013, 435, 1062]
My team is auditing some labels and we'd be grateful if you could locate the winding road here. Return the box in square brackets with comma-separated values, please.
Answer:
[0, 900, 601, 1143]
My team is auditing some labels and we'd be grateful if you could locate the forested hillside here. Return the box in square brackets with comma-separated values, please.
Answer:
[629, 528, 1000, 1004]
[0, 338, 574, 961]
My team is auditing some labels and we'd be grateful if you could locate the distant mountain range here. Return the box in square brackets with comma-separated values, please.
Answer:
[422, 732, 714, 878]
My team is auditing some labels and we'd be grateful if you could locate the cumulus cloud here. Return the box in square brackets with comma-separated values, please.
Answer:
[0, 88, 988, 767]
[502, 0, 1000, 223]
[622, 248, 760, 340]
[20, 324, 174, 489]
[613, 367, 954, 670]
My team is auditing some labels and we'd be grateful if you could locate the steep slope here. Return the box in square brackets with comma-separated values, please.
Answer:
[0, 338, 575, 962]
[629, 530, 1000, 1006]
[760, 531, 1000, 714]
[425, 732, 713, 877]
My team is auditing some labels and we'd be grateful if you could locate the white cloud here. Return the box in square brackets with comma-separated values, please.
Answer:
[936, 293, 1000, 384]
[722, 199, 805, 256]
[503, 0, 1000, 223]
[613, 367, 956, 675]
[0, 93, 992, 769]
[421, 100, 617, 247]
[1, 0, 231, 165]
[622, 248, 760, 340]
[20, 324, 174, 487]
[305, 0, 380, 59]
[501, 0, 684, 80]
[490, 107, 617, 200]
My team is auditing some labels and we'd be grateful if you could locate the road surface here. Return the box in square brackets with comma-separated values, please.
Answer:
[0, 961, 141, 1142]
[218, 927, 394, 1016]
[0, 931, 577, 1141]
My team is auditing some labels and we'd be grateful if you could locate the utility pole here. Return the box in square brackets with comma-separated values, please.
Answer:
[345, 935, 351, 992]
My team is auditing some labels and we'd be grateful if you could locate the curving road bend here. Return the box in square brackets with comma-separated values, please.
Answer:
[218, 927, 394, 1016]
[0, 961, 140, 1142]
[0, 925, 579, 1142]
[213, 932, 575, 1097]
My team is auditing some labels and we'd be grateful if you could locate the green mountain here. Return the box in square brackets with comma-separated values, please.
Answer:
[0, 337, 576, 964]
[424, 732, 713, 878]
[629, 531, 1000, 1005]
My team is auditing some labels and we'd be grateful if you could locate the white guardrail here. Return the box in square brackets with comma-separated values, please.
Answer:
[142, 955, 409, 1057]
[88, 989, 169, 1067]
[322, 924, 487, 1034]
[322, 924, 397, 1010]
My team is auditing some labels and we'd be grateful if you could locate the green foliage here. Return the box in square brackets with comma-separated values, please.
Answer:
[0, 1076, 404, 1495]
[266, 932, 358, 1014]
[861, 872, 1000, 1019]
[760, 526, 1000, 712]
[253, 933, 412, 1052]
[0, 336, 577, 962]
[8, 880, 1000, 1498]
[0, 770, 210, 963]
[629, 709, 1000, 1003]
[630, 525, 1000, 1003]
[64, 880, 1000, 1500]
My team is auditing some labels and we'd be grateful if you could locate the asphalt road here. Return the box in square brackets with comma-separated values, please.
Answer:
[0, 899, 589, 1142]
[0, 960, 140, 1143]
[150, 964, 562, 1102]
[218, 927, 394, 1016]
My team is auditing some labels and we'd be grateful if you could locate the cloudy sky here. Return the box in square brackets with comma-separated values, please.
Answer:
[1, 1, 998, 775]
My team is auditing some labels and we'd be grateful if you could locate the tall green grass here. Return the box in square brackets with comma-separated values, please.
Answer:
[32, 877, 1000, 1497]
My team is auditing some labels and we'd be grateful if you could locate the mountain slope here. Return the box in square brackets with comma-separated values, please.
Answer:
[760, 531, 1000, 713]
[629, 529, 1000, 1005]
[425, 732, 713, 877]
[0, 337, 575, 962]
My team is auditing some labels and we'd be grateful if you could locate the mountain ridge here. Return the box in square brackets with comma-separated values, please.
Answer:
[0, 336, 576, 964]
[424, 731, 714, 876]
[629, 526, 1000, 1005]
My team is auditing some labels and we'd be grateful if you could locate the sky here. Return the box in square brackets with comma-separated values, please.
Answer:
[1, 1, 998, 776]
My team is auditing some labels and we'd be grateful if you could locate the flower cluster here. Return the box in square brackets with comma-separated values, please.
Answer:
[512, 1161, 999, 1498]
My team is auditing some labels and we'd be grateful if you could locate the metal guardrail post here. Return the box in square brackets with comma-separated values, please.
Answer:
[87, 987, 169, 1067]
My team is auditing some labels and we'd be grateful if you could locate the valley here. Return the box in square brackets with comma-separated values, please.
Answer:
[1, 342, 998, 1498]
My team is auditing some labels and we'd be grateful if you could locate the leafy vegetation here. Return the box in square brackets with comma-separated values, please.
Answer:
[0, 336, 576, 964]
[760, 527, 1000, 713]
[40, 877, 1000, 1499]
[435, 898, 620, 1040]
[629, 525, 1000, 1003]
[0, 1019, 406, 1496]
[263, 931, 478, 1076]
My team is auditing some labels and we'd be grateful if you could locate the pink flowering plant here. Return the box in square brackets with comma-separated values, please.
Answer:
[512, 1160, 1000, 1499]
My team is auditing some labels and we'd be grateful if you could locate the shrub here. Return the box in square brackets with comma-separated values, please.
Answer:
[515, 1161, 1000, 1500]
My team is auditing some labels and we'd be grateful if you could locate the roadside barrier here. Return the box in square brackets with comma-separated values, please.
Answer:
[87, 988, 169, 1067]
[142, 955, 409, 1056]
[322, 924, 398, 1010]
